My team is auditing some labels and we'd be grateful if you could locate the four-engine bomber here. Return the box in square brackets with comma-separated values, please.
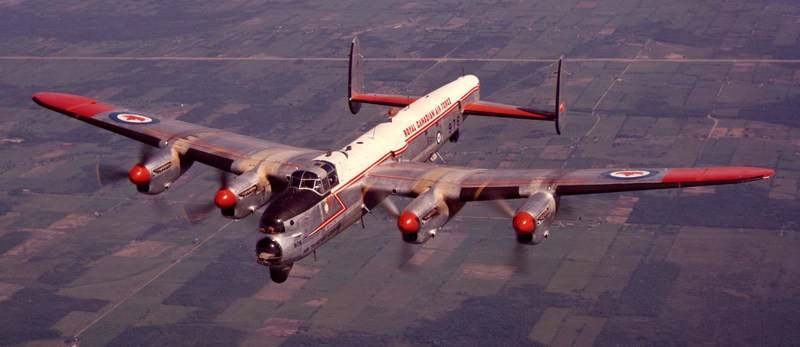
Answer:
[32, 37, 774, 283]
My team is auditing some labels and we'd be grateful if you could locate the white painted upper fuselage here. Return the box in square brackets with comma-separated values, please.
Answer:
[270, 75, 481, 263]
[316, 74, 480, 189]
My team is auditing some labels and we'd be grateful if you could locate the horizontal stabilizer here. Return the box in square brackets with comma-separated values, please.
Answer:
[463, 56, 566, 135]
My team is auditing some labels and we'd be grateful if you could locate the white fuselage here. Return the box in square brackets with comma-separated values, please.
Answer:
[321, 74, 479, 184]
[263, 75, 480, 265]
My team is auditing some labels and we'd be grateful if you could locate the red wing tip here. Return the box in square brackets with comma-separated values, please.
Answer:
[734, 167, 774, 180]
[663, 167, 775, 183]
[32, 92, 113, 117]
[32, 91, 94, 107]
[31, 92, 51, 104]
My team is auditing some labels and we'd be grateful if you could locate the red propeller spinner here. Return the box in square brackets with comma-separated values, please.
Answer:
[128, 164, 151, 186]
[512, 211, 536, 236]
[214, 188, 237, 210]
[397, 211, 421, 234]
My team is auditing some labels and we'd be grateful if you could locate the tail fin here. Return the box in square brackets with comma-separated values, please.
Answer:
[346, 37, 417, 113]
[554, 56, 566, 135]
[348, 37, 364, 114]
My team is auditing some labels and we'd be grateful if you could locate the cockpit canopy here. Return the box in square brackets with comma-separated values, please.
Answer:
[288, 160, 339, 195]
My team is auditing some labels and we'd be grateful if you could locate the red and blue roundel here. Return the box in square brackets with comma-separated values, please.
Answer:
[606, 170, 653, 179]
[109, 112, 158, 124]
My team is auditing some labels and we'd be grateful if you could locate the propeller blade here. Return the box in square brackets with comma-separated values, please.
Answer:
[138, 145, 154, 164]
[218, 171, 230, 187]
[507, 242, 529, 273]
[394, 241, 416, 270]
[95, 145, 158, 187]
[237, 211, 262, 231]
[558, 200, 574, 216]
[487, 199, 515, 219]
[95, 161, 130, 186]
[182, 171, 235, 224]
[182, 202, 216, 223]
[378, 197, 400, 218]
[148, 196, 177, 220]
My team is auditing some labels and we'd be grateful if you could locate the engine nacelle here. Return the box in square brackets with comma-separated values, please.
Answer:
[214, 167, 272, 219]
[512, 192, 557, 244]
[129, 147, 192, 195]
[397, 189, 450, 243]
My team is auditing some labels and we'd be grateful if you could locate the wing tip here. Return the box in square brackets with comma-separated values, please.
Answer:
[663, 166, 775, 184]
[32, 92, 113, 118]
[31, 91, 58, 106]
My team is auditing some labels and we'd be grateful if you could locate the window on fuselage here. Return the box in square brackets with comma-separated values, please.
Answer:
[288, 169, 331, 196]
[300, 178, 316, 189]
[289, 171, 304, 189]
[319, 161, 339, 187]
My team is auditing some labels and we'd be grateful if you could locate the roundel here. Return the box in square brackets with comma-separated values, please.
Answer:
[109, 112, 157, 124]
[436, 131, 442, 144]
[607, 170, 652, 179]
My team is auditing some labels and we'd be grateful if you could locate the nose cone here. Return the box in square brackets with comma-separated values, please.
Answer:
[128, 164, 151, 185]
[214, 188, 237, 210]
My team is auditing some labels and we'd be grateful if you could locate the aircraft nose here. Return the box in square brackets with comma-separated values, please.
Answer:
[259, 215, 286, 234]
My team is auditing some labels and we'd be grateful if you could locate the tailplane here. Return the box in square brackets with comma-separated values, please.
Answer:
[346, 37, 566, 135]
[462, 56, 566, 135]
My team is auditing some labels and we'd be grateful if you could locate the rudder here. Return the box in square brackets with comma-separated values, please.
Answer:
[348, 36, 364, 114]
[554, 56, 566, 135]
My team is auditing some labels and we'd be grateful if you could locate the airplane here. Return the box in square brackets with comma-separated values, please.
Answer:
[32, 37, 774, 283]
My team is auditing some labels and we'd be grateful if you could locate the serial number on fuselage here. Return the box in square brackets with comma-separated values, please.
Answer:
[303, 223, 342, 255]
[402, 97, 452, 138]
